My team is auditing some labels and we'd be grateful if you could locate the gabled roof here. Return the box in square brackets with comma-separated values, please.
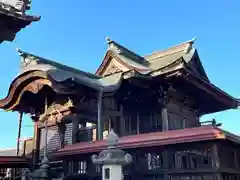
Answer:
[17, 49, 121, 92]
[0, 39, 238, 114]
[93, 38, 238, 113]
[0, 49, 153, 111]
[96, 37, 151, 76]
[144, 38, 209, 81]
[53, 125, 240, 156]
[96, 37, 209, 81]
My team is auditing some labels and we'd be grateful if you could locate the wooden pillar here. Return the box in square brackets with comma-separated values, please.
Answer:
[22, 140, 26, 156]
[163, 150, 169, 180]
[119, 104, 124, 137]
[234, 150, 238, 170]
[136, 112, 140, 135]
[72, 117, 79, 144]
[43, 119, 48, 158]
[159, 87, 169, 131]
[212, 143, 222, 180]
[32, 122, 40, 169]
[97, 90, 103, 140]
[162, 103, 168, 131]
[16, 112, 23, 156]
[212, 143, 220, 170]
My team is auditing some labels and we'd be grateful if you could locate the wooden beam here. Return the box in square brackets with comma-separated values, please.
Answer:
[119, 104, 124, 136]
[75, 105, 122, 117]
[128, 78, 151, 89]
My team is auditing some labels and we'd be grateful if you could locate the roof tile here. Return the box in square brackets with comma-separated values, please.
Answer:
[54, 125, 231, 156]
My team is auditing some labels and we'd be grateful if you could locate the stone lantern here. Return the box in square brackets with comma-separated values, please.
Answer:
[92, 130, 132, 180]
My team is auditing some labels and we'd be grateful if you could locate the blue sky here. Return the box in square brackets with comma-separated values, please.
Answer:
[0, 0, 239, 148]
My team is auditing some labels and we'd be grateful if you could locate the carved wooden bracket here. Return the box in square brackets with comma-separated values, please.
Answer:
[5, 79, 52, 111]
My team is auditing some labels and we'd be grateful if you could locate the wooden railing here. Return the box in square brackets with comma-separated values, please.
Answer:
[63, 143, 219, 180]
[76, 126, 95, 143]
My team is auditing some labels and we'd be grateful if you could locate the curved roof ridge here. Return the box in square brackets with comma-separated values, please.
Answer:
[106, 37, 146, 62]
[144, 37, 196, 61]
[17, 48, 100, 79]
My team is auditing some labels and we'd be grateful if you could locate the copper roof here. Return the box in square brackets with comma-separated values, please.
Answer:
[54, 125, 240, 157]
[0, 39, 238, 114]
[96, 37, 197, 76]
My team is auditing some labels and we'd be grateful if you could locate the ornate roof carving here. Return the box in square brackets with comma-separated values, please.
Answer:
[0, 0, 31, 12]
[0, 39, 238, 114]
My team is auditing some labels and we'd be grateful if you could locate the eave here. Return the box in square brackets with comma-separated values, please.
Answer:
[182, 70, 238, 112]
[53, 125, 236, 157]
[0, 70, 75, 112]
[0, 6, 40, 43]
[148, 56, 238, 114]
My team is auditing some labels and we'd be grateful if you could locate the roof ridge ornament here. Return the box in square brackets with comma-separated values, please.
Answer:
[106, 37, 122, 54]
[16, 48, 24, 56]
[184, 37, 196, 54]
[17, 48, 38, 69]
[106, 36, 112, 44]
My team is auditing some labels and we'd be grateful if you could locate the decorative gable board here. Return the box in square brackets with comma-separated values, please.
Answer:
[186, 53, 209, 81]
[100, 57, 129, 77]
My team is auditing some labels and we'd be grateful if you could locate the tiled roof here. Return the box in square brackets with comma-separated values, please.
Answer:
[14, 39, 199, 94]
[0, 39, 238, 113]
[54, 125, 240, 156]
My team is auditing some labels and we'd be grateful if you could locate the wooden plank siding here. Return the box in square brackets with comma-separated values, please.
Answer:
[62, 142, 220, 180]
[39, 123, 72, 160]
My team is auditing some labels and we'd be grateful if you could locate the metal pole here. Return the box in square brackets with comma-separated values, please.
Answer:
[97, 90, 103, 140]
[16, 112, 23, 156]
[43, 98, 48, 158]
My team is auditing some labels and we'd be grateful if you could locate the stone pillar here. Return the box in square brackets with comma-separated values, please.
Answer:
[92, 130, 132, 180]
